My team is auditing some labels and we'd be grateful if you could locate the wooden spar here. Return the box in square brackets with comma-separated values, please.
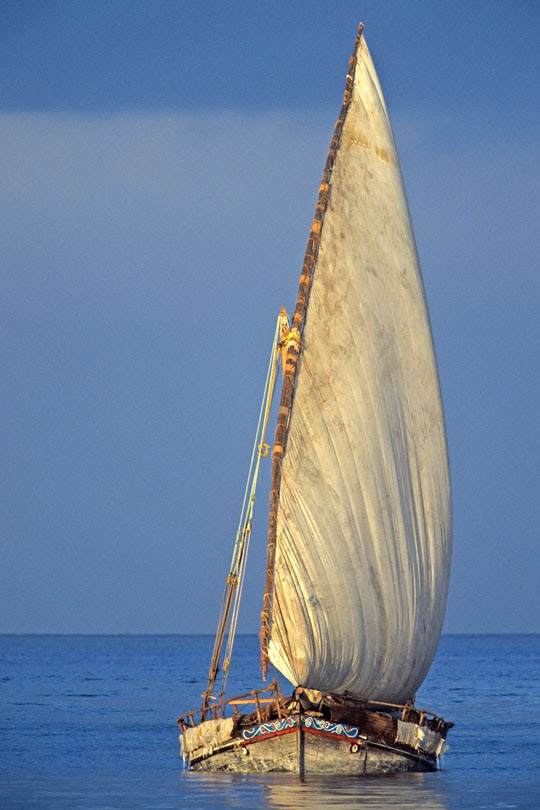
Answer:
[260, 22, 365, 677]
[202, 571, 238, 714]
[178, 681, 283, 728]
[180, 684, 450, 732]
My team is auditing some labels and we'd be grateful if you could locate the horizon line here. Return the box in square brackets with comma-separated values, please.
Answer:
[1, 631, 539, 637]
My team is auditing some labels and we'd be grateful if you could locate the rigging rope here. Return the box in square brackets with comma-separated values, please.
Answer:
[202, 316, 282, 711]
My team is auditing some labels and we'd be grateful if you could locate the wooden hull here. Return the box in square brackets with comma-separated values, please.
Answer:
[186, 715, 437, 775]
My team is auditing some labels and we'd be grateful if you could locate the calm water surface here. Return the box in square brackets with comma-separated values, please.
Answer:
[1, 634, 539, 808]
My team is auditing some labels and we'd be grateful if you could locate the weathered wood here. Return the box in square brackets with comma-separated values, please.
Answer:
[190, 724, 436, 775]
[254, 692, 262, 724]
[179, 685, 450, 775]
[181, 692, 450, 774]
[297, 714, 305, 776]
[178, 681, 282, 727]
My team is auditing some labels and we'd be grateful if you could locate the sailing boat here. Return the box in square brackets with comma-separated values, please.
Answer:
[178, 23, 453, 775]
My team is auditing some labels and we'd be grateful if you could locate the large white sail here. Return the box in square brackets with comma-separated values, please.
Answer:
[267, 36, 452, 704]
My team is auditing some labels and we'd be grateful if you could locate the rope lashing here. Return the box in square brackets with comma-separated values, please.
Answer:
[278, 328, 302, 351]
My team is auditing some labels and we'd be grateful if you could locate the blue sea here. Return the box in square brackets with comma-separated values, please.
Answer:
[1, 634, 539, 809]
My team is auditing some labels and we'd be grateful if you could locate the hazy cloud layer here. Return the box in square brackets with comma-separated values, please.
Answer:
[2, 109, 539, 632]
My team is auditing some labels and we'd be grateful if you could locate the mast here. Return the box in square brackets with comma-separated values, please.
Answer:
[260, 24, 365, 677]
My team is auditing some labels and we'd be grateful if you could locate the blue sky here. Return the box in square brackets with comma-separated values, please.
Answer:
[2, 1, 539, 635]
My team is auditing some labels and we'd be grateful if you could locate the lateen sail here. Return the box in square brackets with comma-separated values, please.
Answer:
[267, 36, 452, 703]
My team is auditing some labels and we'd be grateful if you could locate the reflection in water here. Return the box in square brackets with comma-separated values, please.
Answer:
[263, 773, 450, 809]
[182, 772, 450, 810]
